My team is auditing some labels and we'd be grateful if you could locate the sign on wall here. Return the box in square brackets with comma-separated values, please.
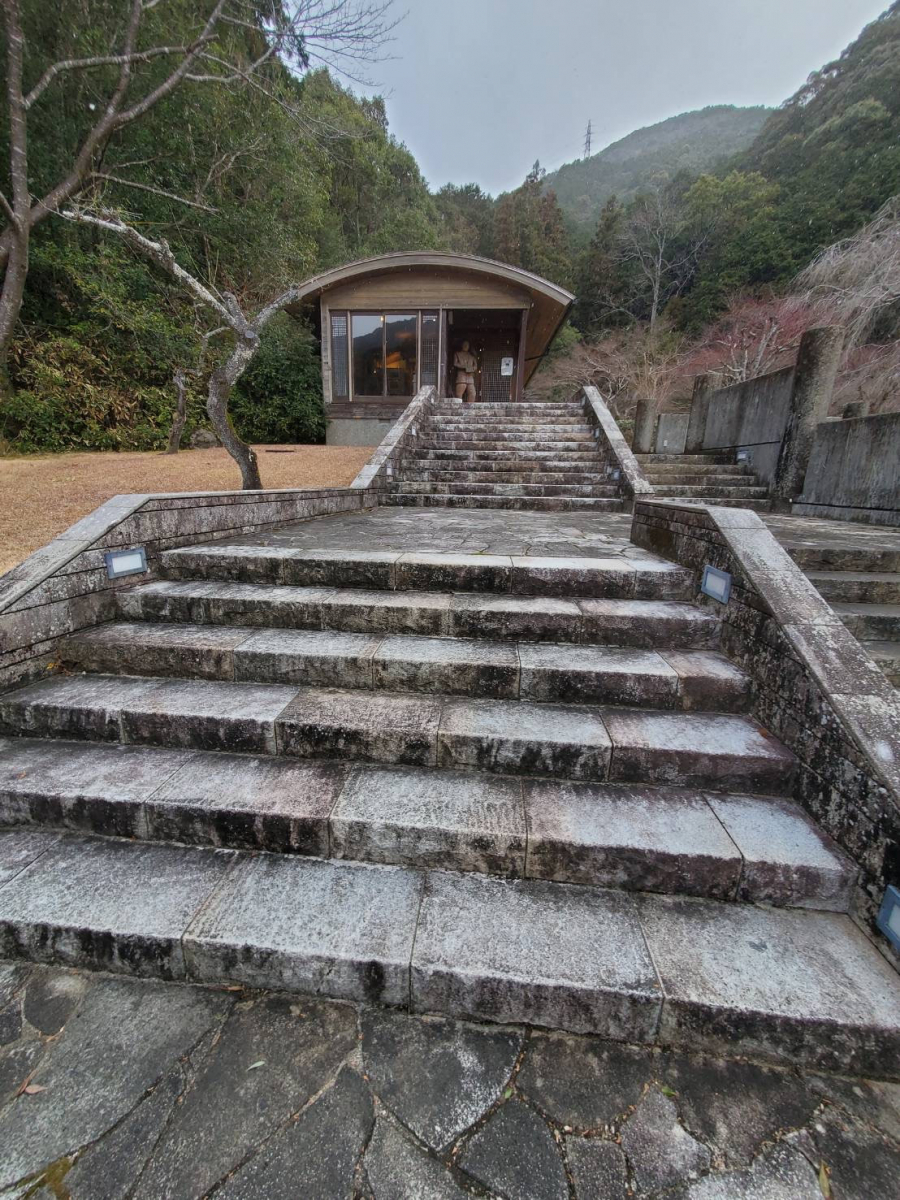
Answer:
[500, 356, 514, 377]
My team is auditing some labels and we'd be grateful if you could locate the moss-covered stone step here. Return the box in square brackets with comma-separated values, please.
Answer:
[1, 829, 895, 1074]
[0, 739, 853, 907]
[0, 674, 797, 789]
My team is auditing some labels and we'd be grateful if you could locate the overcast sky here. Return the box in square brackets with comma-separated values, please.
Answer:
[362, 0, 890, 195]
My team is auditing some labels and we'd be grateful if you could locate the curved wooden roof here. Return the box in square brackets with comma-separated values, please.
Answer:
[289, 252, 573, 385]
[289, 251, 574, 310]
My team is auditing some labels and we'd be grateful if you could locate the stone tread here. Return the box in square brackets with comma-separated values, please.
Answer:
[0, 829, 895, 1074]
[60, 622, 749, 709]
[386, 495, 626, 513]
[160, 546, 694, 599]
[0, 674, 797, 790]
[807, 571, 900, 603]
[0, 739, 853, 905]
[118, 581, 722, 648]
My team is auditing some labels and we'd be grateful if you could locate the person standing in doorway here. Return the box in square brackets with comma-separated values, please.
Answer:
[453, 340, 478, 403]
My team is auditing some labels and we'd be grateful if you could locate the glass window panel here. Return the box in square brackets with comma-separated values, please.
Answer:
[330, 312, 349, 399]
[384, 314, 418, 396]
[352, 314, 384, 397]
[420, 311, 438, 387]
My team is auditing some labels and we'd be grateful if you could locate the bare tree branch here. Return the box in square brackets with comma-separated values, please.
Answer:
[92, 172, 219, 212]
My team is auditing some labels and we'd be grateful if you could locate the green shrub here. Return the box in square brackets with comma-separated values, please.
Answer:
[230, 314, 325, 444]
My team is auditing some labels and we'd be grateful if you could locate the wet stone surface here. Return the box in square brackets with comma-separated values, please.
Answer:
[0, 961, 897, 1197]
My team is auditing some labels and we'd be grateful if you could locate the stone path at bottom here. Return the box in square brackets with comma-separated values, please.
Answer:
[1, 961, 897, 1199]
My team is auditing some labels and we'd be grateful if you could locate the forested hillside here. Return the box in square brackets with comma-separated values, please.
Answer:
[1, 1, 899, 454]
[543, 106, 771, 238]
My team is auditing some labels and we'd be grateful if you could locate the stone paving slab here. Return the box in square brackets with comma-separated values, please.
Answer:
[183, 853, 423, 1006]
[0, 835, 234, 980]
[411, 870, 663, 1037]
[331, 764, 525, 874]
[639, 892, 900, 1077]
[7, 960, 897, 1199]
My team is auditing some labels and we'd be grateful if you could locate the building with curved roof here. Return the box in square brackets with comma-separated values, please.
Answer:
[288, 251, 574, 444]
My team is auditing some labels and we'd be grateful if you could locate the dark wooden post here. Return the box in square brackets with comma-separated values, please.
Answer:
[516, 308, 529, 402]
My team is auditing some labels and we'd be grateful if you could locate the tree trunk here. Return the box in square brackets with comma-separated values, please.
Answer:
[0, 229, 28, 386]
[206, 336, 262, 490]
[166, 367, 188, 454]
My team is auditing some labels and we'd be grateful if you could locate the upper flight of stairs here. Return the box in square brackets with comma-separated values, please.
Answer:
[636, 452, 772, 510]
[386, 400, 625, 512]
[1, 537, 898, 1075]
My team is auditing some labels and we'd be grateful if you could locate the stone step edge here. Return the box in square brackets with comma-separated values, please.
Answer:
[0, 675, 799, 793]
[159, 547, 691, 599]
[61, 622, 750, 711]
[1, 830, 894, 1077]
[0, 741, 853, 907]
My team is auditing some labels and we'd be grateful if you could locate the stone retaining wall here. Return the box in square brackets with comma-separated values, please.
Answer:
[794, 412, 900, 527]
[632, 498, 900, 962]
[701, 367, 795, 485]
[582, 387, 654, 504]
[0, 487, 374, 690]
[350, 385, 437, 492]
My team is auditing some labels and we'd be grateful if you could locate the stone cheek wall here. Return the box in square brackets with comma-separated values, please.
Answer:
[581, 387, 654, 503]
[632, 498, 900, 962]
[795, 412, 900, 527]
[701, 367, 795, 485]
[0, 487, 375, 691]
[350, 385, 437, 493]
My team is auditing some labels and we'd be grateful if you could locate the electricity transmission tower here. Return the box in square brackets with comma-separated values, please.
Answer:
[583, 120, 592, 158]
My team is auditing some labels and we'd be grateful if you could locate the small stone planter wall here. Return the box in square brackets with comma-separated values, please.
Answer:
[350, 385, 437, 493]
[0, 486, 375, 691]
[632, 498, 900, 963]
[581, 386, 655, 505]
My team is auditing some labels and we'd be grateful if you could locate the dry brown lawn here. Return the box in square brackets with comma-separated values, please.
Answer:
[0, 443, 374, 575]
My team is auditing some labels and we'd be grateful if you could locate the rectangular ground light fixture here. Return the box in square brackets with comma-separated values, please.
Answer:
[104, 547, 148, 579]
[701, 565, 732, 604]
[877, 885, 900, 953]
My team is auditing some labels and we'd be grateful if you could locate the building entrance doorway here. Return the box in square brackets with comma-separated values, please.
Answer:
[444, 309, 524, 403]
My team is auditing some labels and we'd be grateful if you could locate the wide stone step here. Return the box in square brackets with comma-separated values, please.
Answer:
[61, 623, 749, 709]
[0, 674, 797, 789]
[412, 449, 602, 462]
[427, 423, 594, 435]
[393, 482, 619, 498]
[807, 571, 900, 605]
[650, 485, 770, 499]
[160, 546, 691, 599]
[386, 494, 624, 513]
[832, 602, 900, 641]
[400, 469, 611, 484]
[861, 640, 900, 685]
[423, 440, 598, 452]
[643, 473, 759, 486]
[642, 464, 752, 478]
[2, 830, 895, 1072]
[636, 453, 736, 465]
[648, 498, 773, 511]
[120, 582, 721, 648]
[0, 740, 853, 908]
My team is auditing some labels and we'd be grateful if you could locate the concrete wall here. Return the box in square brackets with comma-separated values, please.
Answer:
[631, 498, 900, 964]
[794, 413, 900, 526]
[0, 487, 375, 691]
[655, 413, 688, 454]
[327, 417, 395, 446]
[701, 367, 795, 484]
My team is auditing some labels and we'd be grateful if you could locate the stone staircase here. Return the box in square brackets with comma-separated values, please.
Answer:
[790, 544, 900, 687]
[636, 452, 771, 510]
[386, 400, 624, 512]
[2, 536, 899, 1074]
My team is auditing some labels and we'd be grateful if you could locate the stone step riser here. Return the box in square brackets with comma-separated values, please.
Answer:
[642, 466, 753, 478]
[0, 743, 852, 909]
[119, 584, 722, 650]
[650, 486, 770, 499]
[809, 576, 900, 605]
[61, 627, 750, 711]
[789, 547, 900, 573]
[385, 495, 624, 513]
[0, 680, 797, 793]
[411, 449, 602, 460]
[428, 422, 593, 432]
[423, 442, 598, 453]
[391, 483, 619, 498]
[399, 471, 611, 484]
[636, 454, 737, 464]
[161, 547, 693, 599]
[647, 498, 773, 511]
[4, 830, 890, 1075]
[643, 474, 760, 486]
[836, 610, 900, 641]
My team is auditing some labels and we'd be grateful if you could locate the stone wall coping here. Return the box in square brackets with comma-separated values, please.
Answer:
[632, 498, 900, 809]
[0, 485, 366, 617]
[350, 385, 437, 490]
[582, 387, 654, 499]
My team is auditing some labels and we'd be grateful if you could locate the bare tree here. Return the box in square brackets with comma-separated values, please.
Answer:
[796, 194, 900, 349]
[68, 208, 304, 488]
[0, 0, 397, 380]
